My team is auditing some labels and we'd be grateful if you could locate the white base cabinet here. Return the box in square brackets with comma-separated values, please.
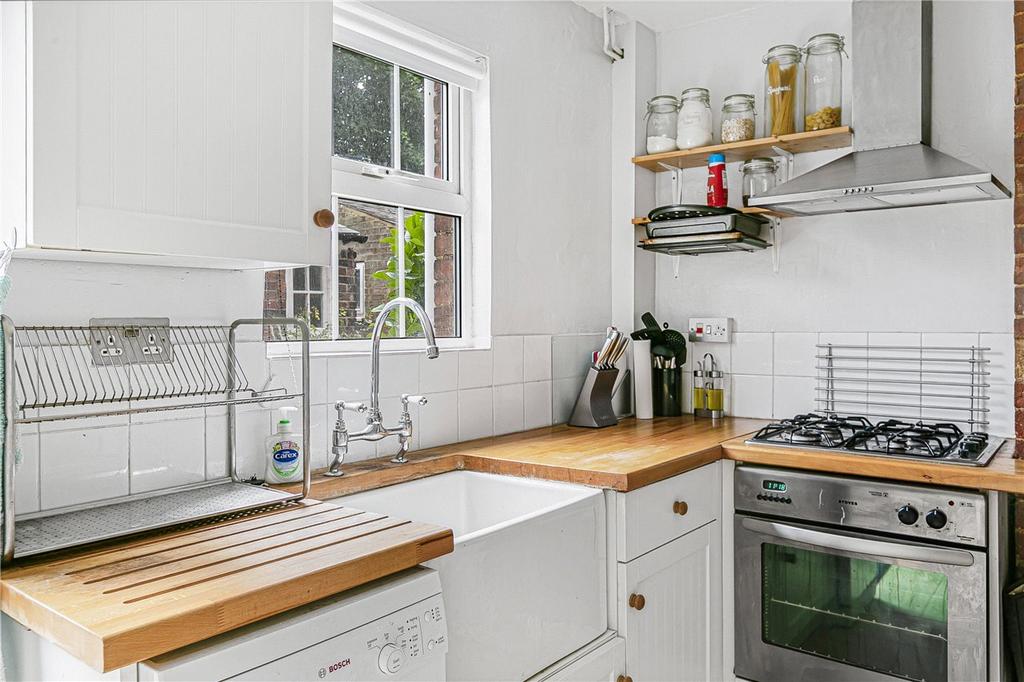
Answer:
[529, 634, 626, 682]
[610, 462, 724, 682]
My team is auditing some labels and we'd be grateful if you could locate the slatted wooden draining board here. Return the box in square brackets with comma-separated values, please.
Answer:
[0, 499, 454, 672]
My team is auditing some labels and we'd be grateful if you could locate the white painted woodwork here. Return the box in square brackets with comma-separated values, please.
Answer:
[618, 521, 723, 682]
[10, 0, 331, 267]
[534, 635, 626, 682]
[614, 461, 719, 562]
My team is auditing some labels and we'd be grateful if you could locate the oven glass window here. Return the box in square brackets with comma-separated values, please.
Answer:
[762, 543, 949, 682]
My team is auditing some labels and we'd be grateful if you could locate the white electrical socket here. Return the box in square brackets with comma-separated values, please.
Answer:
[688, 317, 732, 343]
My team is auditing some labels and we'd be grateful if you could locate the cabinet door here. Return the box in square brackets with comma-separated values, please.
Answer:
[619, 522, 722, 682]
[25, 0, 331, 266]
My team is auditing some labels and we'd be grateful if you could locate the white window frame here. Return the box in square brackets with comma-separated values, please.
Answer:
[286, 266, 327, 330]
[270, 2, 491, 357]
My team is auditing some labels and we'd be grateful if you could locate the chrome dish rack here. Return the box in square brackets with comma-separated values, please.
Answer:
[1, 316, 311, 563]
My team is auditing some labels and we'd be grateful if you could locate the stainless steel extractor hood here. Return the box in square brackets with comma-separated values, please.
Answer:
[749, 0, 1009, 216]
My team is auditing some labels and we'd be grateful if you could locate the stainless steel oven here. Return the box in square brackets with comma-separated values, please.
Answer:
[734, 466, 988, 682]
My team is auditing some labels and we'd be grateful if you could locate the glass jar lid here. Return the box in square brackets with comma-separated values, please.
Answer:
[722, 93, 755, 111]
[804, 32, 846, 55]
[647, 94, 679, 111]
[742, 157, 777, 172]
[762, 44, 802, 64]
[680, 87, 710, 104]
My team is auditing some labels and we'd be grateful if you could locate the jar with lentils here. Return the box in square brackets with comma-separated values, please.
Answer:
[721, 94, 756, 143]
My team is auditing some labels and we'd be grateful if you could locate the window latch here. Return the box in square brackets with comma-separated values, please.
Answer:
[361, 165, 395, 179]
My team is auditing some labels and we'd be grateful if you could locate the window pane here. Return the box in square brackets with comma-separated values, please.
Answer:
[293, 293, 307, 317]
[400, 68, 447, 179]
[307, 266, 323, 292]
[292, 267, 306, 291]
[309, 294, 324, 328]
[333, 46, 392, 166]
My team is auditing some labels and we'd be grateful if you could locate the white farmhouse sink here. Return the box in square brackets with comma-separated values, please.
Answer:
[334, 471, 607, 682]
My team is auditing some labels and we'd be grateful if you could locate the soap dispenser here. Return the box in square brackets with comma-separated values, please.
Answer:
[265, 406, 304, 484]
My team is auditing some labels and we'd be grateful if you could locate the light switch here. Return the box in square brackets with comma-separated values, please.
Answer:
[688, 317, 732, 343]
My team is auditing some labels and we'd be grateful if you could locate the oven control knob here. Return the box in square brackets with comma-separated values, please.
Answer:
[925, 509, 948, 530]
[897, 505, 919, 525]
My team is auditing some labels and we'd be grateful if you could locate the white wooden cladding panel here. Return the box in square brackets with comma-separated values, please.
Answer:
[28, 1, 331, 266]
[618, 522, 723, 682]
[615, 461, 720, 562]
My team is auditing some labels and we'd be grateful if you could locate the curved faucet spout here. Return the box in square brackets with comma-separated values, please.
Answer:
[370, 298, 438, 414]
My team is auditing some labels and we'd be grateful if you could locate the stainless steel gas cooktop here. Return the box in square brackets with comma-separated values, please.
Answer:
[746, 412, 1004, 466]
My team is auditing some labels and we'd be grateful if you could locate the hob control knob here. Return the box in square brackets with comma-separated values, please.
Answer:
[378, 643, 404, 675]
[897, 505, 919, 525]
[925, 509, 948, 530]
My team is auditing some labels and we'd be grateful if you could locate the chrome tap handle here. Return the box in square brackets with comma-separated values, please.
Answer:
[401, 394, 428, 408]
[338, 400, 368, 414]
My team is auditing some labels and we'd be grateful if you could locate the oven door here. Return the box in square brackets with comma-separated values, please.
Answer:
[735, 514, 987, 682]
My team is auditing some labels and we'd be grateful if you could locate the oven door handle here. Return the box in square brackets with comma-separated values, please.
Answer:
[741, 517, 976, 567]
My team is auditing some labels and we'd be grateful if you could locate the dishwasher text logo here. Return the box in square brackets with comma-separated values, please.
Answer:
[318, 658, 351, 677]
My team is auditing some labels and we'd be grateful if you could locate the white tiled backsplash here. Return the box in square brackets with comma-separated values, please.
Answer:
[14, 333, 606, 515]
[700, 331, 1015, 435]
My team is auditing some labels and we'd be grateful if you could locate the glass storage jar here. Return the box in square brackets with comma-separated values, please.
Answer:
[721, 93, 756, 142]
[676, 87, 713, 149]
[645, 95, 679, 154]
[803, 33, 846, 131]
[741, 157, 778, 206]
[763, 44, 801, 136]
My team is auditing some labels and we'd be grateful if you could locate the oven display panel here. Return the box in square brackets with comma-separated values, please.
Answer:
[762, 480, 787, 493]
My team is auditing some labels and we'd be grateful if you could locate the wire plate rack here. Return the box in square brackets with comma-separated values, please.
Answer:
[816, 343, 990, 428]
[2, 317, 312, 563]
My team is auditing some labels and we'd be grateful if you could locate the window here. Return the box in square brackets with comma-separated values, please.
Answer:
[264, 5, 488, 352]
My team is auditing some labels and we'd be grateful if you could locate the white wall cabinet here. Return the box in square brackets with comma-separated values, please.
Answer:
[610, 462, 724, 682]
[1, 0, 332, 268]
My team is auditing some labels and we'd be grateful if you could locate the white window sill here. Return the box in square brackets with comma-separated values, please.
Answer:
[265, 336, 491, 359]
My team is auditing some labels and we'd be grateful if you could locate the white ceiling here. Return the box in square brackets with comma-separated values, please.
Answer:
[575, 1, 776, 34]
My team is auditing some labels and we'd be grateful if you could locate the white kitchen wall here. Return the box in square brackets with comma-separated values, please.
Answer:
[645, 1, 1014, 428]
[5, 1, 616, 514]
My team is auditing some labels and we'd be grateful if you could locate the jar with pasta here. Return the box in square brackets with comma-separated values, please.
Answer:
[762, 44, 801, 136]
[803, 33, 846, 131]
[721, 93, 756, 143]
[676, 87, 713, 149]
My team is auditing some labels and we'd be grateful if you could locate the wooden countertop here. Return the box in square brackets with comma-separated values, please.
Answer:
[722, 437, 1024, 494]
[0, 499, 453, 672]
[288, 416, 769, 499]
[290, 416, 1024, 500]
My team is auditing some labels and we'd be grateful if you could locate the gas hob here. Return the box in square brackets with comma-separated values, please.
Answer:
[747, 412, 1004, 466]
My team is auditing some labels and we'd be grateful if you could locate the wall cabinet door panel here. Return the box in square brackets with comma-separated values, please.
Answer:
[618, 522, 722, 682]
[13, 0, 332, 267]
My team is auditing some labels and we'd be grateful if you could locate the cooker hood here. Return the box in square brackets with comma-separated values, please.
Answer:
[749, 0, 1009, 216]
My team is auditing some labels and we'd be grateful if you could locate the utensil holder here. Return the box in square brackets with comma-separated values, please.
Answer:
[652, 367, 684, 417]
[569, 367, 619, 428]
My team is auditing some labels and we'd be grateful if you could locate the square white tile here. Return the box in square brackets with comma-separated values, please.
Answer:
[493, 383, 525, 435]
[458, 387, 493, 441]
[985, 382, 1014, 437]
[731, 333, 772, 376]
[377, 352, 420, 398]
[270, 356, 327, 405]
[552, 377, 582, 424]
[326, 354, 371, 403]
[205, 409, 268, 481]
[419, 349, 458, 394]
[551, 335, 589, 380]
[458, 350, 493, 389]
[818, 332, 868, 347]
[524, 381, 553, 430]
[731, 375, 773, 419]
[980, 333, 1014, 385]
[492, 336, 525, 386]
[40, 426, 129, 509]
[130, 418, 206, 494]
[14, 427, 40, 514]
[773, 332, 818, 377]
[773, 376, 817, 418]
[418, 391, 459, 449]
[523, 335, 552, 382]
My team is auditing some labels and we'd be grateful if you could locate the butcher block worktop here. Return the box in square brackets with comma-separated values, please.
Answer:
[292, 416, 1024, 499]
[0, 499, 453, 672]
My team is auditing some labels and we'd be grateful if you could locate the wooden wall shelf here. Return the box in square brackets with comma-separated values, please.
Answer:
[632, 126, 852, 172]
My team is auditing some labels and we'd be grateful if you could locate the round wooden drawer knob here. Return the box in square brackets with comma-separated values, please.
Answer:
[673, 500, 688, 516]
[313, 208, 336, 228]
[628, 593, 646, 610]
[616, 676, 633, 682]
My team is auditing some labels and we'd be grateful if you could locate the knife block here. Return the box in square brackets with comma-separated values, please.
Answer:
[569, 367, 619, 428]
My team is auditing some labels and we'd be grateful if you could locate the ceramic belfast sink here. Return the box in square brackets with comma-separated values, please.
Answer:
[334, 471, 607, 682]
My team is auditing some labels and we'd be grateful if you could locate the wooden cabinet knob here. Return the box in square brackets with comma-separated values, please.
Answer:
[628, 593, 645, 610]
[313, 208, 336, 228]
[616, 676, 633, 682]
[672, 500, 688, 516]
